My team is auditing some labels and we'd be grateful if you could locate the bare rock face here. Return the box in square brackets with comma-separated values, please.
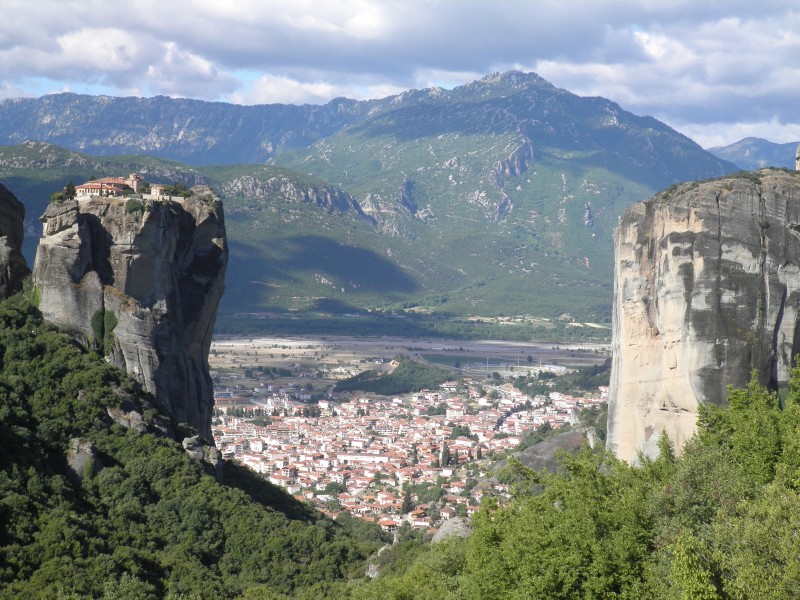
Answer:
[33, 189, 227, 439]
[0, 182, 30, 297]
[432, 516, 472, 543]
[182, 435, 223, 480]
[608, 170, 800, 461]
[66, 438, 103, 483]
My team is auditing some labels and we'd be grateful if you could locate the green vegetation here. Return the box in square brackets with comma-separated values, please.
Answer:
[217, 312, 611, 343]
[49, 180, 77, 204]
[161, 182, 194, 197]
[90, 308, 118, 355]
[124, 197, 144, 214]
[0, 292, 380, 599]
[334, 355, 451, 395]
[514, 362, 611, 397]
[345, 370, 800, 598]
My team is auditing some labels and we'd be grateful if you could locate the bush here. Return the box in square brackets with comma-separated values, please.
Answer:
[125, 198, 143, 214]
[90, 309, 117, 355]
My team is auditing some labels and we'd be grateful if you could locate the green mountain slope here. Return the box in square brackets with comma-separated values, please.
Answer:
[275, 71, 736, 319]
[0, 72, 739, 325]
[0, 290, 381, 599]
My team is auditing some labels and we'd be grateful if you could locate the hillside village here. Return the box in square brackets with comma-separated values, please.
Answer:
[212, 376, 606, 534]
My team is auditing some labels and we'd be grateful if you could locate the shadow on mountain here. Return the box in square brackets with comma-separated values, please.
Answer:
[221, 236, 417, 313]
[222, 239, 299, 311]
[222, 461, 318, 522]
[576, 147, 736, 190]
[282, 235, 418, 293]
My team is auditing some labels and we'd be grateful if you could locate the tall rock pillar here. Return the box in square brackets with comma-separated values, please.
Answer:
[608, 170, 800, 461]
[0, 182, 30, 297]
[33, 188, 227, 439]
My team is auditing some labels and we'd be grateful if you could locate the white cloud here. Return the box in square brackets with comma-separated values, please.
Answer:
[56, 28, 147, 72]
[145, 42, 238, 98]
[0, 81, 31, 100]
[673, 119, 800, 149]
[236, 75, 340, 105]
[232, 73, 411, 105]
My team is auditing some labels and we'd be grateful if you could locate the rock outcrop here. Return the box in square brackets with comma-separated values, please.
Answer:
[0, 182, 30, 297]
[432, 516, 472, 543]
[33, 187, 227, 439]
[221, 173, 365, 216]
[66, 438, 103, 483]
[608, 169, 800, 461]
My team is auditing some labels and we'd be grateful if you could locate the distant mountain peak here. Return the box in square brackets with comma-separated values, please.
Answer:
[708, 137, 799, 170]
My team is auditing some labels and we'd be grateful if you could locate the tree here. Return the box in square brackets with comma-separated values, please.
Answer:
[401, 486, 413, 514]
[64, 180, 77, 200]
[669, 531, 721, 599]
[697, 371, 781, 485]
[440, 444, 451, 467]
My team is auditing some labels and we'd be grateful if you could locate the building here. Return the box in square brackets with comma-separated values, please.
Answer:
[75, 173, 145, 198]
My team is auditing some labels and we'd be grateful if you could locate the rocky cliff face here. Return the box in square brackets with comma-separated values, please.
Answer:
[220, 172, 366, 216]
[0, 182, 30, 297]
[33, 188, 227, 439]
[608, 169, 800, 461]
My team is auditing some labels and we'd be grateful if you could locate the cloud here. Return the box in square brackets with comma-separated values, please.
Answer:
[234, 75, 340, 105]
[145, 43, 239, 98]
[675, 119, 800, 149]
[0, 0, 798, 145]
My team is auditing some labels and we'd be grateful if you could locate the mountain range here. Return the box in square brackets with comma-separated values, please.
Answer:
[0, 71, 745, 328]
[707, 137, 799, 170]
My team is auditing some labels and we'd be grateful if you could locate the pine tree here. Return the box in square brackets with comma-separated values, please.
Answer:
[401, 486, 413, 514]
[441, 444, 451, 466]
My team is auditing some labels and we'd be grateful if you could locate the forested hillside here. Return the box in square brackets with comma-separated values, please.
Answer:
[0, 289, 382, 599]
[3, 277, 800, 598]
[345, 373, 800, 598]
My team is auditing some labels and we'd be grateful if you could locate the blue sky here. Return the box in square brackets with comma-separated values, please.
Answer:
[2, 0, 799, 148]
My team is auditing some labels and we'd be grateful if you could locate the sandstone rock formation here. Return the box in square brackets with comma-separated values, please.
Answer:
[608, 169, 800, 461]
[0, 182, 30, 297]
[33, 187, 227, 439]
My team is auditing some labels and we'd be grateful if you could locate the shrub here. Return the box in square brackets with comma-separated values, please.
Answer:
[125, 198, 143, 214]
[90, 309, 118, 355]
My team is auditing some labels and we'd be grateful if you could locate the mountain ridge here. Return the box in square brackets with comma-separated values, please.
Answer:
[0, 71, 741, 322]
[708, 136, 799, 170]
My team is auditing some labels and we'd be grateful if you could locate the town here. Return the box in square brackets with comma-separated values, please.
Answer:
[210, 338, 608, 536]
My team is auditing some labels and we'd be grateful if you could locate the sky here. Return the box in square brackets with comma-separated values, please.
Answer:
[2, 0, 799, 148]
